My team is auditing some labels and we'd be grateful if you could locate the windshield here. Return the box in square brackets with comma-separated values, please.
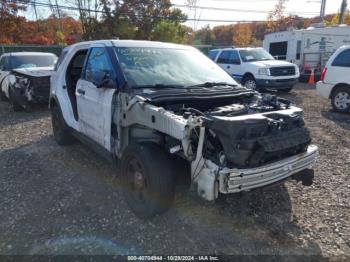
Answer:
[114, 47, 238, 88]
[239, 49, 274, 62]
[10, 55, 57, 70]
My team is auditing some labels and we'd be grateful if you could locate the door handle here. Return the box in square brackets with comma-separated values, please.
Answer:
[77, 89, 85, 95]
[227, 65, 230, 69]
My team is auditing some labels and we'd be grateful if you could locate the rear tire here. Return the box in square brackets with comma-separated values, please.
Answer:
[120, 143, 176, 219]
[331, 86, 350, 113]
[51, 103, 74, 145]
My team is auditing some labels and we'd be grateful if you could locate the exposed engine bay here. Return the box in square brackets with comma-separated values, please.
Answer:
[157, 92, 311, 169]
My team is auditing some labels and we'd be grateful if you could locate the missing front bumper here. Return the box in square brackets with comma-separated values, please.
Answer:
[219, 144, 318, 194]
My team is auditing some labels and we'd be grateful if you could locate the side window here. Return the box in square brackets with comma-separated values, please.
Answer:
[332, 49, 350, 67]
[229, 51, 241, 64]
[208, 50, 219, 61]
[85, 47, 112, 83]
[217, 51, 231, 64]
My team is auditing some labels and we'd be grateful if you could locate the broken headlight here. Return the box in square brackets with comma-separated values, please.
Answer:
[15, 76, 30, 89]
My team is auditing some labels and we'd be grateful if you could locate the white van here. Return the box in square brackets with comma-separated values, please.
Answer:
[209, 47, 300, 92]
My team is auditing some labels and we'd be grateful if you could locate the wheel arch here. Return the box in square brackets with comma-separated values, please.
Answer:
[329, 83, 350, 99]
[49, 96, 68, 125]
[242, 72, 255, 82]
[49, 96, 57, 108]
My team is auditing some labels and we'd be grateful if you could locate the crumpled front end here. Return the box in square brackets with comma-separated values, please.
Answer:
[11, 73, 51, 107]
[206, 108, 311, 168]
[119, 92, 319, 201]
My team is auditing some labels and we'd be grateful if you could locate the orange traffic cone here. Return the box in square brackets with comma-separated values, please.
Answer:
[308, 69, 315, 85]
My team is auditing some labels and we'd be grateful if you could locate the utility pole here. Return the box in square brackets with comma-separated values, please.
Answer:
[320, 0, 326, 23]
[339, 0, 348, 24]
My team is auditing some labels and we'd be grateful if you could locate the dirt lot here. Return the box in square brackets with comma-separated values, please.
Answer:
[0, 83, 349, 258]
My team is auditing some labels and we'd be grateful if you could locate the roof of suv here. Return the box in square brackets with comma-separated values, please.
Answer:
[65, 40, 195, 51]
[210, 47, 264, 52]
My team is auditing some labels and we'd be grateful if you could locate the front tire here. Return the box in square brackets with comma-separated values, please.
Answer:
[51, 103, 74, 145]
[9, 87, 23, 112]
[121, 143, 176, 219]
[242, 75, 258, 90]
[331, 86, 350, 113]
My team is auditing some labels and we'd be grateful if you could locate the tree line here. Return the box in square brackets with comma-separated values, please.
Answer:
[0, 0, 348, 47]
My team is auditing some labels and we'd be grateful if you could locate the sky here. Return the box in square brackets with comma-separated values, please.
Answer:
[24, 0, 345, 29]
[172, 0, 344, 28]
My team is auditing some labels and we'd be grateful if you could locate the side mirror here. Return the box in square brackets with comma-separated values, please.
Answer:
[91, 70, 114, 88]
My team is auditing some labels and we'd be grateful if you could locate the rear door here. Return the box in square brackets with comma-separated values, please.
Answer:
[327, 48, 350, 85]
[76, 45, 117, 150]
[217, 50, 243, 82]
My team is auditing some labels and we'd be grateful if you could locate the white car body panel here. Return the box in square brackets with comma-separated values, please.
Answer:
[76, 79, 115, 150]
[316, 45, 350, 99]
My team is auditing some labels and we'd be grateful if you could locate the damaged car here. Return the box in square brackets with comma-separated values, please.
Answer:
[0, 52, 57, 111]
[50, 40, 318, 218]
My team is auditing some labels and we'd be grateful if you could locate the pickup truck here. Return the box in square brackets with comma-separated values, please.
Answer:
[209, 47, 300, 92]
[50, 40, 318, 218]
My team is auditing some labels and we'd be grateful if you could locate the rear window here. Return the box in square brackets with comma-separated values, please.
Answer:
[332, 49, 350, 67]
[208, 50, 219, 61]
[10, 54, 57, 70]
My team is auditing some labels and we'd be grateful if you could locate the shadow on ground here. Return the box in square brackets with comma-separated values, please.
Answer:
[321, 110, 350, 131]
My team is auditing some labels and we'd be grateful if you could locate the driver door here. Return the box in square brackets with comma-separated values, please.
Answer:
[76, 46, 117, 151]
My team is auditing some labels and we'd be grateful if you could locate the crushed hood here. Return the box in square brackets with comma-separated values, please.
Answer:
[12, 66, 54, 77]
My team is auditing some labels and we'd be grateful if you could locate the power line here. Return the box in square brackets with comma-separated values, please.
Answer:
[174, 4, 319, 15]
[10, 0, 320, 23]
[9, 0, 267, 23]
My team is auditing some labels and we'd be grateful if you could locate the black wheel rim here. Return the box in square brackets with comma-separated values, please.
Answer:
[126, 156, 147, 203]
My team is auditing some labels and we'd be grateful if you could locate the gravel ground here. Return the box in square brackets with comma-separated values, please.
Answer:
[0, 83, 349, 258]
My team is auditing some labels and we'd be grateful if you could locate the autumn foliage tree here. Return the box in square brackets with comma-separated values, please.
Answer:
[0, 0, 27, 44]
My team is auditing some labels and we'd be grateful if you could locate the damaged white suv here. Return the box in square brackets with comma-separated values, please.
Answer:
[50, 40, 318, 218]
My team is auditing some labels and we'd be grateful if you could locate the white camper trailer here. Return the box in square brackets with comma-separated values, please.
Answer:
[263, 25, 350, 80]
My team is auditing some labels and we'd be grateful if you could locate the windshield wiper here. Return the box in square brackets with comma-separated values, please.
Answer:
[132, 84, 185, 89]
[186, 82, 238, 88]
